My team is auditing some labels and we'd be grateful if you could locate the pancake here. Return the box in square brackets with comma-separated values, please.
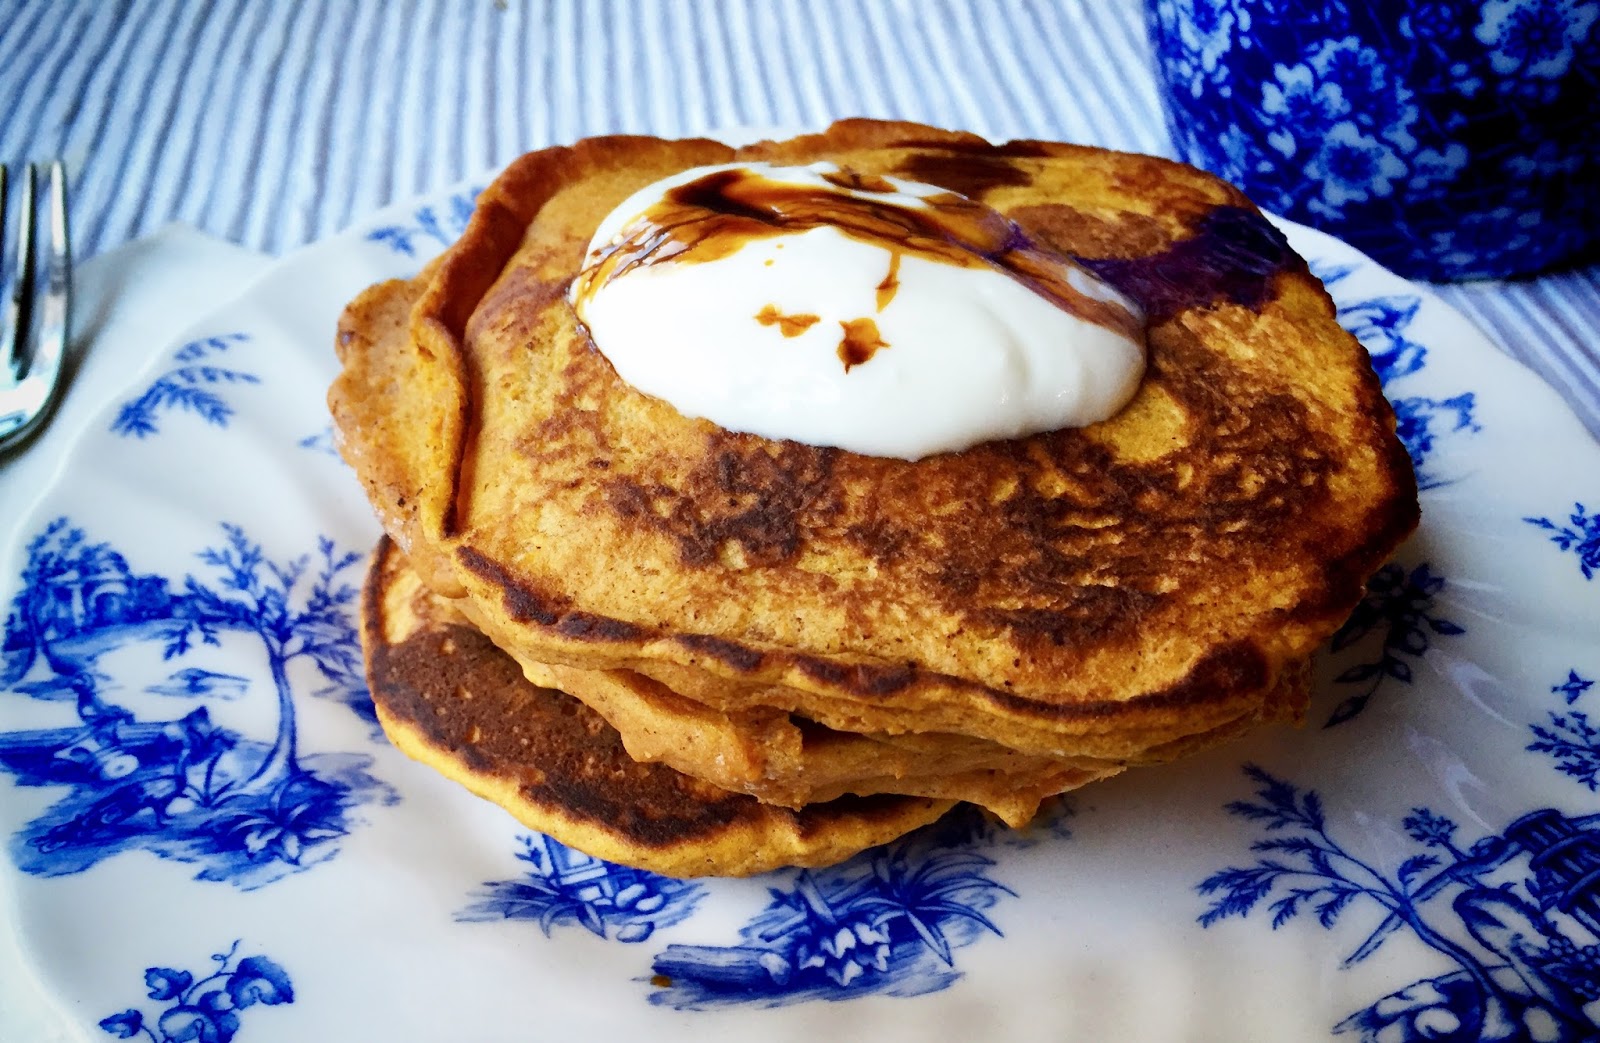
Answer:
[330, 120, 1414, 769]
[362, 537, 954, 877]
[336, 122, 1403, 874]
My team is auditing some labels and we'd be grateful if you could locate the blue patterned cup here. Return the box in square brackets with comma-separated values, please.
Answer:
[1145, 0, 1600, 281]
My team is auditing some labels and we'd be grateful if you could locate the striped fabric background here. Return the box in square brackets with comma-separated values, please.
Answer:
[1, 0, 1596, 435]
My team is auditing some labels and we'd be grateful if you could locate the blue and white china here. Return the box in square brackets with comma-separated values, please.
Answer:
[1146, 0, 1600, 281]
[2, 173, 1598, 1040]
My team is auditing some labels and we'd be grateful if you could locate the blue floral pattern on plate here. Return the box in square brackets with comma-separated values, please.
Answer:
[0, 519, 394, 889]
[1147, 0, 1600, 279]
[459, 834, 704, 943]
[4, 175, 1599, 1039]
[647, 808, 1019, 1008]
[1530, 670, 1600, 791]
[1525, 502, 1600, 579]
[366, 190, 481, 257]
[460, 807, 1069, 1009]
[111, 334, 258, 439]
[1322, 561, 1466, 728]
[297, 426, 340, 457]
[1199, 753, 1600, 1040]
[97, 941, 293, 1042]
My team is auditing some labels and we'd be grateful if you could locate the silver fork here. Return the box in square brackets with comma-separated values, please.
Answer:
[0, 160, 71, 454]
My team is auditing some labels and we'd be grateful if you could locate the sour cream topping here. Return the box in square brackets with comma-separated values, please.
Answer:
[569, 162, 1146, 460]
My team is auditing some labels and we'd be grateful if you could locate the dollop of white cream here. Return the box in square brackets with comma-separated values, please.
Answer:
[570, 162, 1146, 460]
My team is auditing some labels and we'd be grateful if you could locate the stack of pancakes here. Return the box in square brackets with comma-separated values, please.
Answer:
[332, 120, 1418, 877]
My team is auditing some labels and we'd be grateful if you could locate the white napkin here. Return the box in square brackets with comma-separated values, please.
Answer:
[0, 227, 271, 1042]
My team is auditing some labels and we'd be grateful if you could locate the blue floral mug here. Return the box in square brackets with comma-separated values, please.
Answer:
[1145, 0, 1600, 281]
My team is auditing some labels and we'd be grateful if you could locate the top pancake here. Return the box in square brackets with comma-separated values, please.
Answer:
[330, 119, 1417, 755]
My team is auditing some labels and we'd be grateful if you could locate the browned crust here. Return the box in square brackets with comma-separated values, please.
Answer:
[455, 540, 1279, 724]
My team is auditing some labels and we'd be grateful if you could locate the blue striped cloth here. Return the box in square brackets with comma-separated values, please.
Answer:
[2, 0, 1596, 435]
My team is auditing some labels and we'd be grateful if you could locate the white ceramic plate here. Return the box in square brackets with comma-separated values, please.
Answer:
[3, 175, 1599, 1043]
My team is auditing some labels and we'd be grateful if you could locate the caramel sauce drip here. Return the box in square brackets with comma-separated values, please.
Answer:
[755, 304, 821, 337]
[838, 317, 889, 371]
[876, 252, 901, 312]
[575, 167, 1144, 344]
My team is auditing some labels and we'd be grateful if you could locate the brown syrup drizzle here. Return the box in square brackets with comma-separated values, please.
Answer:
[837, 317, 888, 371]
[573, 166, 1146, 358]
[875, 252, 901, 312]
[754, 303, 821, 337]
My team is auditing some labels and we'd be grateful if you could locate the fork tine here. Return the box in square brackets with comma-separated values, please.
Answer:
[0, 161, 70, 452]
[4, 163, 36, 385]
[1, 163, 17, 383]
[30, 160, 71, 392]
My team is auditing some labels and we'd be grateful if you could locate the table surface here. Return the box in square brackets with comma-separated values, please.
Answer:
[1, 0, 1596, 438]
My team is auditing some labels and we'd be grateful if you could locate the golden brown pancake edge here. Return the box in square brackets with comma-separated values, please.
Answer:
[361, 536, 955, 878]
